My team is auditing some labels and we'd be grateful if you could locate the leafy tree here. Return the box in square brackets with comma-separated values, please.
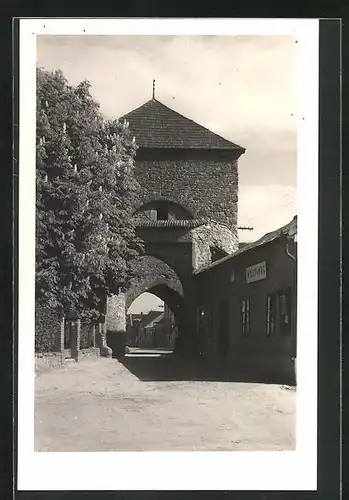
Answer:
[36, 67, 143, 321]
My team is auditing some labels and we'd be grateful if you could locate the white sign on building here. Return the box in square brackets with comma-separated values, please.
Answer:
[246, 261, 267, 283]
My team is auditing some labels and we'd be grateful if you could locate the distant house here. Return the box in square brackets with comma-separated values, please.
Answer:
[127, 305, 177, 349]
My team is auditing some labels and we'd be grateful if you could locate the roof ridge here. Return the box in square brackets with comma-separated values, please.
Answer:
[119, 98, 154, 119]
[152, 99, 245, 150]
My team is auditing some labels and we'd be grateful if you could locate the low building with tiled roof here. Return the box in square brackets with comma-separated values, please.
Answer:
[193, 216, 297, 384]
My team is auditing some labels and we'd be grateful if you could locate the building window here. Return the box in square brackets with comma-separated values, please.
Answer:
[266, 293, 276, 336]
[278, 290, 292, 335]
[241, 298, 250, 335]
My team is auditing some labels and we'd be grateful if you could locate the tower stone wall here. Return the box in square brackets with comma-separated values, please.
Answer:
[134, 151, 239, 232]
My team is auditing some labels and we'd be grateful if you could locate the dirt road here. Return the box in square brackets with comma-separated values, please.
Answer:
[35, 354, 296, 452]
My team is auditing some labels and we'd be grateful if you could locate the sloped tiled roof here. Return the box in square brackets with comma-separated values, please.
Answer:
[119, 98, 245, 151]
[238, 242, 249, 249]
[145, 312, 165, 329]
[141, 310, 164, 328]
[194, 216, 297, 274]
[128, 310, 164, 328]
[233, 216, 297, 257]
[133, 218, 209, 228]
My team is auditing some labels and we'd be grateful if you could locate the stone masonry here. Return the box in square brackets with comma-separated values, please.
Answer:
[134, 157, 239, 232]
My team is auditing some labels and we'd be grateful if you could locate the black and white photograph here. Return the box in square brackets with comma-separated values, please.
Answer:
[17, 18, 319, 491]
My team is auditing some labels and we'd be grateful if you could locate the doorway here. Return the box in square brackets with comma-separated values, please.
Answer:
[218, 300, 229, 358]
[64, 320, 72, 357]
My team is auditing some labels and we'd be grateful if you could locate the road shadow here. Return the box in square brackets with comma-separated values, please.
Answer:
[118, 350, 296, 386]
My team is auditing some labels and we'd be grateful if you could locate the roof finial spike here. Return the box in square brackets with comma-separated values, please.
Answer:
[152, 79, 156, 100]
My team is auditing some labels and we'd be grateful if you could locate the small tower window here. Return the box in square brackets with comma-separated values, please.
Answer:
[150, 209, 157, 221]
[157, 204, 169, 221]
[136, 199, 193, 221]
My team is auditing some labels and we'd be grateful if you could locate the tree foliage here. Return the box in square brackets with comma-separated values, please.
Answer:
[36, 67, 143, 320]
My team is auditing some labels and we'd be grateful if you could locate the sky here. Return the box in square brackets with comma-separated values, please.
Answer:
[37, 34, 298, 314]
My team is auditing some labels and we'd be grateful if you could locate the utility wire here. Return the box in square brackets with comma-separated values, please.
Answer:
[238, 187, 296, 231]
[255, 196, 296, 224]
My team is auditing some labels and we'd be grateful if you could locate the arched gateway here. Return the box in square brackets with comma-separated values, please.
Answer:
[105, 95, 245, 356]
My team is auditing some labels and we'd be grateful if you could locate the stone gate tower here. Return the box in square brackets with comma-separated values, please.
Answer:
[106, 92, 245, 355]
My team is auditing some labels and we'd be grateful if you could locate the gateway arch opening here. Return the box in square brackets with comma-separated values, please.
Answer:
[126, 292, 178, 352]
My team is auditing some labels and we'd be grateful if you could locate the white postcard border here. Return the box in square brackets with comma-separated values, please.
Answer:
[17, 18, 319, 491]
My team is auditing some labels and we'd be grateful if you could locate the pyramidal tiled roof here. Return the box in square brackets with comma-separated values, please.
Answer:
[119, 98, 245, 151]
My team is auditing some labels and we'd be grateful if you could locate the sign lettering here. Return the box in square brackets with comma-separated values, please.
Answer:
[246, 261, 267, 283]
